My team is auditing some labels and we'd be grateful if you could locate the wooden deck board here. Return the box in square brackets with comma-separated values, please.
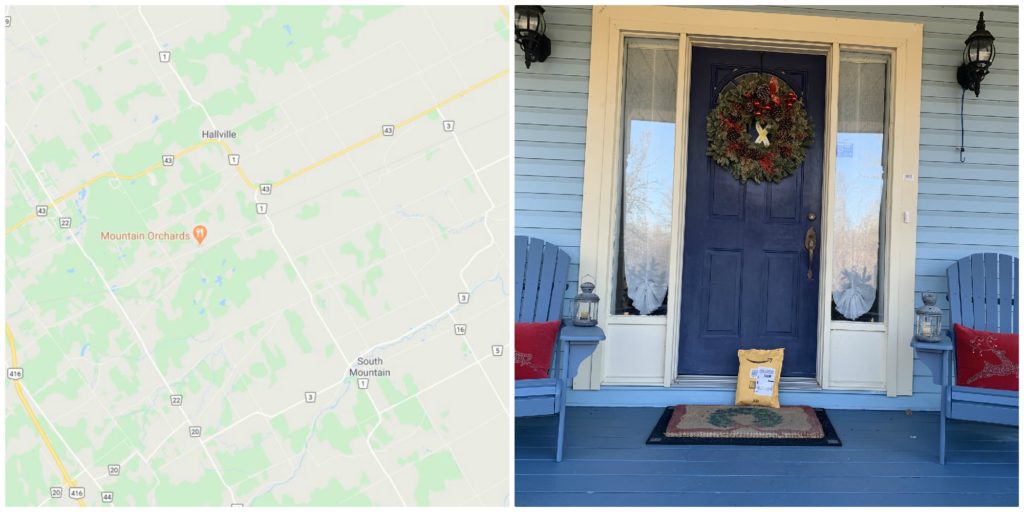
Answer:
[515, 492, 1019, 507]
[515, 407, 1018, 506]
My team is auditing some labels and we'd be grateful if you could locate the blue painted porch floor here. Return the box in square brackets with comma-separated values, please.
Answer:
[516, 407, 1018, 507]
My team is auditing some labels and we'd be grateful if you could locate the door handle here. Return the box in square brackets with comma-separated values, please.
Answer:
[804, 225, 817, 280]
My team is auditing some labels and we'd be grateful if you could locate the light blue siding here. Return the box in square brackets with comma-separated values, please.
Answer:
[514, 6, 1019, 409]
[516, 6, 594, 300]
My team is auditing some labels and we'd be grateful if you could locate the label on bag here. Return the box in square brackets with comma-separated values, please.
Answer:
[754, 367, 776, 396]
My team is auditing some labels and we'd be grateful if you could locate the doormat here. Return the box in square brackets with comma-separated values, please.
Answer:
[646, 405, 842, 446]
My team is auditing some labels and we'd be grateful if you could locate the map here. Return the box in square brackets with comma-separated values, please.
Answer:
[5, 5, 509, 506]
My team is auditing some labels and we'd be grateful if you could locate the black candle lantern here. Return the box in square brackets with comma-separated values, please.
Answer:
[515, 5, 551, 69]
[957, 11, 996, 97]
[914, 293, 943, 343]
[572, 277, 600, 327]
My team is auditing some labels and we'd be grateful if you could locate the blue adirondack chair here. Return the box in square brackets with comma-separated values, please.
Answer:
[915, 253, 1018, 464]
[514, 236, 605, 462]
[945, 254, 1019, 449]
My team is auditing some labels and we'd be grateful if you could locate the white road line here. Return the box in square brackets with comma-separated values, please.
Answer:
[138, 7, 217, 130]
[377, 351, 496, 416]
[10, 286, 151, 470]
[420, 7, 468, 88]
[203, 291, 508, 444]
[260, 213, 408, 506]
[255, 60, 489, 505]
[440, 106, 509, 417]
[6, 124, 238, 504]
[20, 384, 105, 491]
[145, 419, 188, 462]
[396, 49, 509, 420]
[214, 83, 510, 501]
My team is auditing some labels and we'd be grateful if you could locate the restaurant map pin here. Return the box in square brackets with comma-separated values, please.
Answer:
[193, 225, 207, 245]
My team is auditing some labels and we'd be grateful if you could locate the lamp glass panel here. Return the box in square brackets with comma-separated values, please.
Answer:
[576, 301, 596, 322]
[965, 39, 995, 66]
[515, 11, 531, 31]
[977, 41, 993, 63]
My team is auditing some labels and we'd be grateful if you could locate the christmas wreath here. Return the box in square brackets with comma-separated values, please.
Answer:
[706, 73, 813, 183]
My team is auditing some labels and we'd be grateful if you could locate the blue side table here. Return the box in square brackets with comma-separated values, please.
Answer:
[558, 323, 604, 382]
[911, 339, 954, 464]
[556, 322, 604, 462]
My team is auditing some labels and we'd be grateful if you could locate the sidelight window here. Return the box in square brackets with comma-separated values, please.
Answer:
[613, 38, 678, 316]
[831, 51, 890, 323]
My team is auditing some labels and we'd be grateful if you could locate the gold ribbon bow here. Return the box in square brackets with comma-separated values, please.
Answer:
[754, 122, 770, 147]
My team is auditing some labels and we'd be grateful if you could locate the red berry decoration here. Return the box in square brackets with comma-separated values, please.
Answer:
[706, 74, 814, 183]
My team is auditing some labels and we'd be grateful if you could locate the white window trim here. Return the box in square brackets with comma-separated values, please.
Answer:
[577, 6, 923, 395]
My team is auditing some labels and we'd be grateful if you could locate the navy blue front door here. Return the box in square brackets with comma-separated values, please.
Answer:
[678, 48, 826, 377]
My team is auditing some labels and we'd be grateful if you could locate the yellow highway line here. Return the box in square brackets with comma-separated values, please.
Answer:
[499, 6, 510, 22]
[5, 140, 224, 235]
[211, 140, 258, 191]
[275, 69, 509, 188]
[6, 69, 508, 236]
[6, 324, 86, 506]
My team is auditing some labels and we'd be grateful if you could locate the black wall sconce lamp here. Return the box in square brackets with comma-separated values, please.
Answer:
[957, 11, 996, 97]
[515, 5, 551, 69]
[957, 11, 996, 163]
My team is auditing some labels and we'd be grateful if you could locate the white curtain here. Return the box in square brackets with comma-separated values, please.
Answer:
[831, 55, 887, 321]
[621, 42, 677, 315]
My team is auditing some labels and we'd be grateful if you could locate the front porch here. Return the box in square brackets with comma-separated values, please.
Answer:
[515, 407, 1019, 507]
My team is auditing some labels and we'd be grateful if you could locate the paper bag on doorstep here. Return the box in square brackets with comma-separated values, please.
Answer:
[735, 348, 784, 408]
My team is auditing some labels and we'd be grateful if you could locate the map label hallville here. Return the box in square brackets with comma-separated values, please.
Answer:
[202, 129, 237, 139]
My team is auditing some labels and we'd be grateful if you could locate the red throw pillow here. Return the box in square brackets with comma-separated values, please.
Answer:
[514, 320, 562, 380]
[953, 323, 1019, 391]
